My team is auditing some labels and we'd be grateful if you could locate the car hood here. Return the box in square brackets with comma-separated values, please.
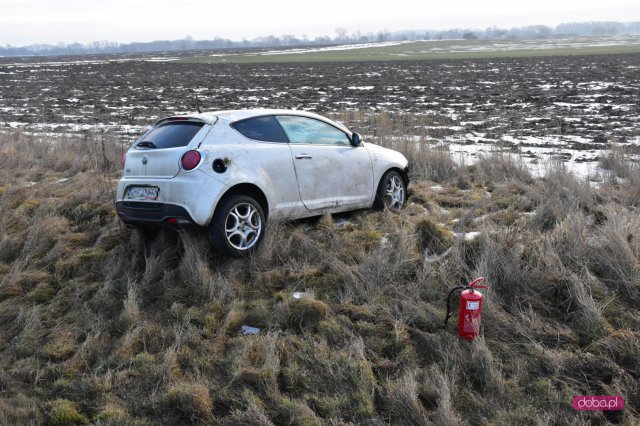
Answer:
[364, 142, 408, 167]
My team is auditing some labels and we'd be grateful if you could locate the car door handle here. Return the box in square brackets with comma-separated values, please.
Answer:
[295, 154, 313, 159]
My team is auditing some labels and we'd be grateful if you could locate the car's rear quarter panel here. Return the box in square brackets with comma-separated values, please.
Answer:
[197, 121, 304, 221]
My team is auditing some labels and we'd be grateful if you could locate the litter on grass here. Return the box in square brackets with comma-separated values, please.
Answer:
[241, 325, 261, 335]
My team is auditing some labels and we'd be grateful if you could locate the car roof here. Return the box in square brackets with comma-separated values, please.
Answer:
[206, 109, 331, 122]
[156, 109, 351, 133]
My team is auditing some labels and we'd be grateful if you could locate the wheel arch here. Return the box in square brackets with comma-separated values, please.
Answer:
[374, 167, 409, 209]
[394, 165, 410, 187]
[214, 183, 269, 223]
[377, 166, 409, 191]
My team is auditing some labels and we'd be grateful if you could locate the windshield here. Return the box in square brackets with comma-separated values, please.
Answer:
[135, 122, 204, 149]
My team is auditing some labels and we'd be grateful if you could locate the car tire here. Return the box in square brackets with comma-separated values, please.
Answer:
[209, 194, 266, 257]
[374, 170, 406, 210]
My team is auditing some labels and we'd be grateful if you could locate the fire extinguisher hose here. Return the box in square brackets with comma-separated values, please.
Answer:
[443, 285, 467, 329]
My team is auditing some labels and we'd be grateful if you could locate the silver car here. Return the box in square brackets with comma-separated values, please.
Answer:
[116, 109, 409, 256]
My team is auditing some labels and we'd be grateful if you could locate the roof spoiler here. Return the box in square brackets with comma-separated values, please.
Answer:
[153, 115, 218, 127]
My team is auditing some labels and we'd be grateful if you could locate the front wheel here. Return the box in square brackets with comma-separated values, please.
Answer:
[374, 170, 406, 210]
[209, 194, 266, 257]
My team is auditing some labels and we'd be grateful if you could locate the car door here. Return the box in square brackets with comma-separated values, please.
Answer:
[276, 115, 374, 211]
[225, 115, 303, 217]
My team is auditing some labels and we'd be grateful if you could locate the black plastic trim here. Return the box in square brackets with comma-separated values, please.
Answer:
[116, 201, 194, 225]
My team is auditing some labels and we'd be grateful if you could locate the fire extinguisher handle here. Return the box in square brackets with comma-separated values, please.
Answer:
[469, 277, 487, 289]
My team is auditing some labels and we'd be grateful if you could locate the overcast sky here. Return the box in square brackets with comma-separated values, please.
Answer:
[1, 0, 639, 46]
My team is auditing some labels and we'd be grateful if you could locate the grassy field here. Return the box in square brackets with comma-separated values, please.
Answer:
[178, 36, 640, 64]
[0, 111, 638, 424]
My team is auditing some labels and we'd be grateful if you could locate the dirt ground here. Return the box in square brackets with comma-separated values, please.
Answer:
[2, 54, 639, 151]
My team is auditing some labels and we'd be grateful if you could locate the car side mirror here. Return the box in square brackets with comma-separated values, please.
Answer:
[351, 132, 362, 146]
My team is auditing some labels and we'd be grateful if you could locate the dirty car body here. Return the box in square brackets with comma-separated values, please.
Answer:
[116, 109, 409, 256]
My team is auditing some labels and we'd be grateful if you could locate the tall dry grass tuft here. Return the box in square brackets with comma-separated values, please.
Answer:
[530, 162, 596, 232]
[232, 332, 281, 394]
[475, 151, 532, 184]
[176, 231, 217, 303]
[0, 394, 44, 426]
[164, 381, 214, 423]
[222, 398, 275, 426]
[626, 165, 640, 207]
[476, 230, 530, 307]
[547, 210, 591, 271]
[430, 367, 462, 426]
[563, 272, 609, 342]
[598, 146, 633, 180]
[384, 372, 430, 425]
[468, 337, 504, 394]
[121, 280, 141, 328]
[395, 141, 457, 181]
[591, 146, 640, 206]
[355, 222, 421, 303]
[587, 208, 640, 300]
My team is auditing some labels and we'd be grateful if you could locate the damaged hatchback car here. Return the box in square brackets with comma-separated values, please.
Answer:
[116, 109, 409, 256]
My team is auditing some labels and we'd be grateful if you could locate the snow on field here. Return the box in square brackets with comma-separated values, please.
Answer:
[2, 121, 146, 135]
[253, 41, 408, 56]
[443, 141, 608, 179]
[1, 49, 638, 179]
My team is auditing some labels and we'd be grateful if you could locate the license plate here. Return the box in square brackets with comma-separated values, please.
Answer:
[125, 186, 159, 201]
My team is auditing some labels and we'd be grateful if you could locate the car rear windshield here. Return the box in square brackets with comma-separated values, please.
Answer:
[135, 122, 204, 149]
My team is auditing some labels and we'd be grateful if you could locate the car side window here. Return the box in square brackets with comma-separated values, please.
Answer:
[276, 116, 351, 145]
[231, 116, 289, 143]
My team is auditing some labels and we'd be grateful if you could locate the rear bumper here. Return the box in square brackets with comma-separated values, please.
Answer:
[116, 171, 228, 226]
[116, 201, 195, 226]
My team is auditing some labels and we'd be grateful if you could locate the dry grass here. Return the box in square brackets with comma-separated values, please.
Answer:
[0, 122, 638, 424]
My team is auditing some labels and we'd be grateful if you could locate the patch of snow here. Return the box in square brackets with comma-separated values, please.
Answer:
[380, 236, 390, 249]
[334, 218, 350, 227]
[258, 41, 408, 56]
[463, 231, 481, 241]
[145, 57, 180, 62]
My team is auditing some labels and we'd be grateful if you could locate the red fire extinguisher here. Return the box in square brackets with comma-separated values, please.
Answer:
[444, 277, 488, 340]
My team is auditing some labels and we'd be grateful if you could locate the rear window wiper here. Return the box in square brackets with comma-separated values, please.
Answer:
[136, 140, 157, 149]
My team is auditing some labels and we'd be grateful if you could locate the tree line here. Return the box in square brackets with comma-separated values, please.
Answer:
[1, 21, 639, 57]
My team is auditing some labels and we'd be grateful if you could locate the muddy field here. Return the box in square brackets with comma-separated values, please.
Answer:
[1, 53, 639, 173]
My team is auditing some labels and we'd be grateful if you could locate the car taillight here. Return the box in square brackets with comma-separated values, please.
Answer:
[181, 150, 201, 171]
[122, 153, 127, 168]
